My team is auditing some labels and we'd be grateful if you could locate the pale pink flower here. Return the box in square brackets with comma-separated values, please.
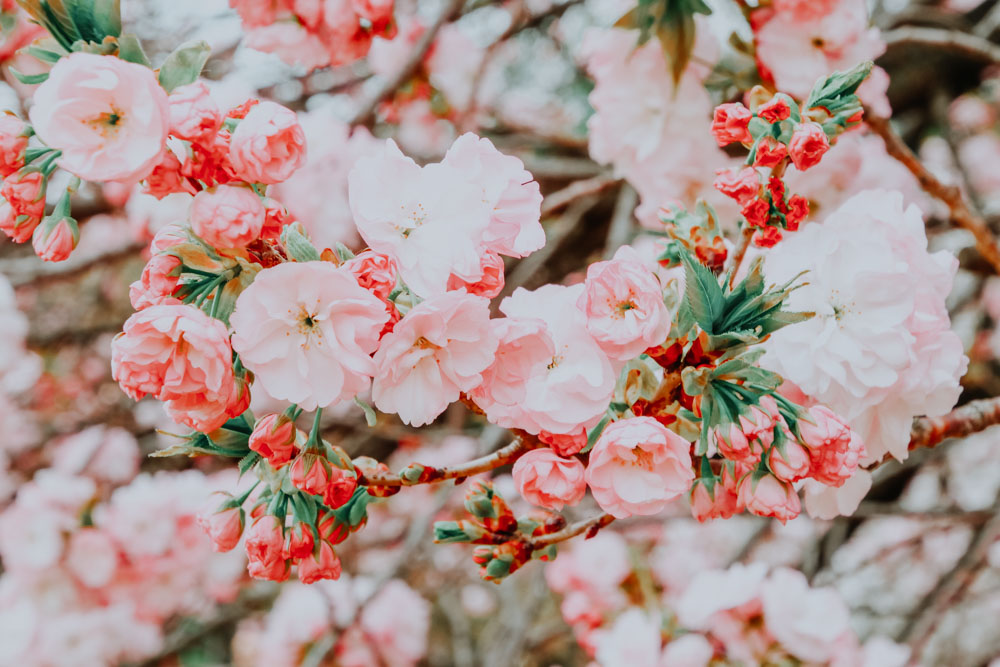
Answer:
[0, 114, 28, 178]
[111, 304, 237, 432]
[229, 100, 307, 184]
[189, 185, 265, 248]
[580, 245, 670, 361]
[29, 53, 169, 182]
[540, 428, 587, 457]
[0, 505, 65, 571]
[585, 417, 694, 518]
[65, 528, 119, 588]
[359, 580, 430, 667]
[447, 251, 505, 298]
[441, 133, 544, 258]
[511, 448, 586, 510]
[676, 562, 767, 630]
[594, 609, 663, 667]
[167, 81, 221, 142]
[231, 261, 389, 411]
[714, 167, 760, 206]
[802, 469, 872, 519]
[372, 291, 497, 426]
[545, 530, 631, 595]
[660, 634, 714, 667]
[129, 254, 182, 310]
[476, 285, 617, 435]
[51, 425, 140, 484]
[762, 190, 967, 463]
[711, 102, 752, 147]
[772, 0, 838, 20]
[762, 568, 856, 663]
[349, 139, 492, 297]
[244, 23, 331, 71]
[0, 171, 46, 242]
[736, 473, 800, 523]
[754, 0, 884, 101]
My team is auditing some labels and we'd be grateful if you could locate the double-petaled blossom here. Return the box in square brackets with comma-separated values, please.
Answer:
[511, 449, 586, 511]
[129, 254, 183, 310]
[472, 285, 617, 435]
[231, 261, 389, 411]
[711, 102, 752, 147]
[788, 122, 830, 171]
[585, 417, 695, 518]
[767, 439, 811, 483]
[762, 190, 966, 463]
[167, 81, 222, 142]
[372, 291, 498, 426]
[189, 185, 265, 248]
[714, 167, 760, 206]
[690, 466, 741, 523]
[579, 245, 670, 361]
[297, 539, 342, 584]
[762, 568, 855, 663]
[229, 100, 307, 184]
[111, 304, 238, 432]
[245, 514, 289, 581]
[342, 250, 398, 301]
[29, 53, 169, 182]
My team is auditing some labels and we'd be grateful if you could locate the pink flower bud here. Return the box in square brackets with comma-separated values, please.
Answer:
[245, 514, 289, 581]
[714, 423, 759, 465]
[711, 102, 753, 146]
[229, 100, 306, 184]
[689, 468, 740, 522]
[0, 170, 45, 243]
[512, 448, 586, 511]
[32, 216, 78, 262]
[447, 251, 506, 298]
[800, 405, 865, 487]
[190, 184, 264, 248]
[249, 413, 297, 466]
[290, 451, 332, 497]
[713, 167, 760, 206]
[741, 197, 770, 228]
[768, 439, 811, 483]
[285, 521, 315, 560]
[736, 473, 800, 523]
[324, 467, 359, 509]
[539, 429, 587, 457]
[343, 250, 398, 301]
[197, 505, 244, 552]
[789, 122, 830, 171]
[298, 539, 342, 584]
[129, 253, 182, 310]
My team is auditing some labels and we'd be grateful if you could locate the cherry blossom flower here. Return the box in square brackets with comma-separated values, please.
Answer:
[129, 254, 182, 310]
[762, 568, 855, 663]
[229, 100, 307, 184]
[511, 448, 586, 510]
[358, 580, 431, 667]
[189, 185, 265, 248]
[197, 506, 244, 553]
[167, 81, 221, 142]
[372, 291, 497, 426]
[579, 245, 670, 361]
[245, 514, 289, 581]
[231, 261, 388, 411]
[762, 190, 967, 462]
[736, 473, 800, 523]
[585, 417, 695, 518]
[30, 53, 169, 182]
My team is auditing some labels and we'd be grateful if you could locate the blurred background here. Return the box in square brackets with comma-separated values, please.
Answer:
[3, 0, 1000, 665]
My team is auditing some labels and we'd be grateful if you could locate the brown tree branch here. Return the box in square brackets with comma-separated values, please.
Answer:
[539, 174, 620, 218]
[883, 26, 1000, 63]
[527, 511, 616, 548]
[865, 112, 1000, 274]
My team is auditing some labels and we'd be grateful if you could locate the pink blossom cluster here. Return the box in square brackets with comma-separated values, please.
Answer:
[0, 453, 246, 665]
[232, 0, 395, 71]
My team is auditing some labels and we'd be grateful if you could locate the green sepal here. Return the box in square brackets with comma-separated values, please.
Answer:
[157, 40, 210, 93]
[116, 33, 149, 66]
[280, 223, 321, 262]
[10, 68, 48, 85]
[353, 396, 377, 426]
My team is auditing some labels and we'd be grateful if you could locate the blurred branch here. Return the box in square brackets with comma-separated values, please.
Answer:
[347, 0, 465, 126]
[540, 174, 619, 217]
[603, 183, 637, 259]
[866, 112, 1000, 274]
[883, 26, 1000, 62]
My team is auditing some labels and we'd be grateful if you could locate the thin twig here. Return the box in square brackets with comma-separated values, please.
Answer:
[539, 174, 619, 218]
[866, 112, 1000, 274]
[527, 512, 616, 548]
[346, 0, 464, 126]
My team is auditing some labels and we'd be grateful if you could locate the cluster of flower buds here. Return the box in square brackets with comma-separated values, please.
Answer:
[434, 481, 561, 581]
[711, 62, 872, 246]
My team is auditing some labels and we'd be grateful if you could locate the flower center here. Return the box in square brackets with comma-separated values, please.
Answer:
[87, 108, 125, 138]
[414, 336, 440, 350]
[631, 446, 655, 470]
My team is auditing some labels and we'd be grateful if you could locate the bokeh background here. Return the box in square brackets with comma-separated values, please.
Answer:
[4, 0, 1000, 665]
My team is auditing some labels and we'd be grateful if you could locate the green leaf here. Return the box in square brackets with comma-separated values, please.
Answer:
[681, 250, 724, 334]
[238, 451, 261, 476]
[805, 61, 872, 110]
[280, 224, 321, 262]
[116, 33, 150, 66]
[354, 396, 377, 426]
[157, 40, 210, 93]
[26, 45, 64, 63]
[584, 414, 612, 453]
[9, 68, 48, 85]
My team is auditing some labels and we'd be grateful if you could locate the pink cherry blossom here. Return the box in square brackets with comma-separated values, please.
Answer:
[32, 218, 77, 262]
[189, 185, 265, 248]
[768, 439, 811, 483]
[448, 251, 506, 298]
[788, 122, 830, 171]
[342, 250, 398, 301]
[111, 304, 237, 432]
[0, 171, 46, 243]
[802, 470, 872, 519]
[244, 23, 332, 71]
[245, 514, 289, 581]
[249, 413, 298, 466]
[762, 568, 854, 663]
[801, 405, 865, 486]
[736, 473, 800, 523]
[349, 139, 492, 297]
[711, 102, 752, 147]
[229, 100, 307, 184]
[29, 53, 169, 182]
[585, 417, 695, 518]
[511, 448, 586, 510]
[231, 261, 389, 411]
[372, 291, 497, 426]
[476, 285, 617, 435]
[579, 245, 670, 361]
[440, 133, 544, 258]
[167, 81, 221, 142]
[129, 254, 182, 310]
[297, 540, 342, 584]
[64, 528, 119, 589]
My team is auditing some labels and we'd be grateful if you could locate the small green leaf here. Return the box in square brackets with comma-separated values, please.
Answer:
[10, 68, 48, 85]
[353, 396, 377, 426]
[280, 224, 321, 262]
[157, 40, 210, 93]
[116, 33, 150, 66]
[681, 250, 724, 334]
